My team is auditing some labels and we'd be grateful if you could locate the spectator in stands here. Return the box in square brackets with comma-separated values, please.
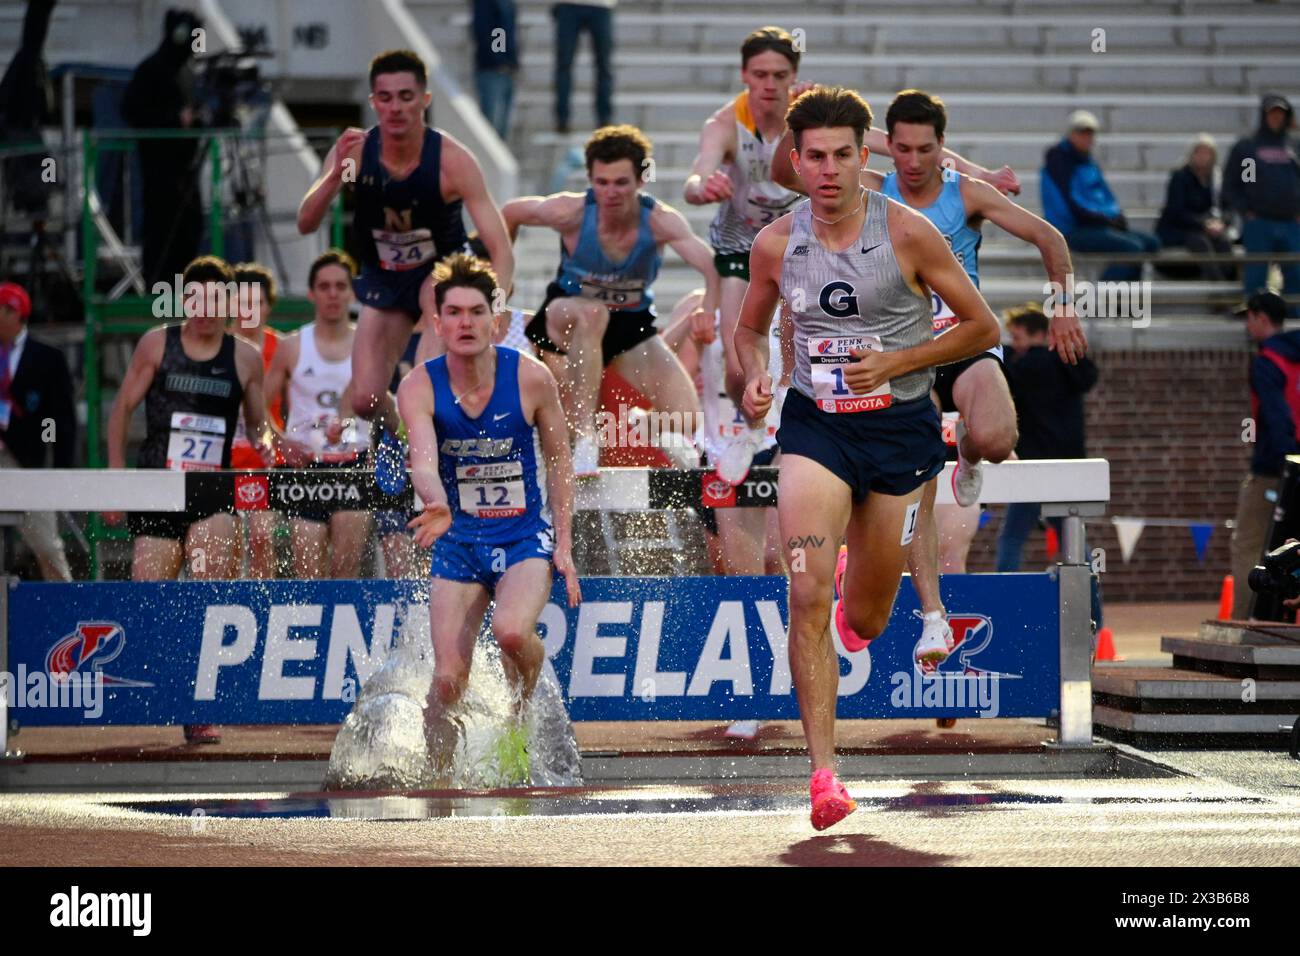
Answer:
[1156, 134, 1236, 282]
[995, 303, 1098, 572]
[0, 280, 74, 581]
[1222, 94, 1300, 317]
[552, 1, 615, 134]
[1041, 109, 1160, 284]
[122, 8, 204, 286]
[472, 0, 519, 140]
[1231, 291, 1299, 618]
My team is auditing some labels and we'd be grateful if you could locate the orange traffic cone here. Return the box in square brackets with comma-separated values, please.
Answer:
[1217, 575, 1234, 621]
[1094, 626, 1122, 662]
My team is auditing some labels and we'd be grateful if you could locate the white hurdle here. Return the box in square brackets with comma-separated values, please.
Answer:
[0, 459, 1109, 755]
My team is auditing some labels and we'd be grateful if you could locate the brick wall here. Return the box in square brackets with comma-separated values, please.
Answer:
[965, 347, 1254, 602]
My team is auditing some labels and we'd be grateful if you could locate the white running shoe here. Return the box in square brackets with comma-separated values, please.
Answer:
[951, 419, 983, 507]
[717, 426, 764, 485]
[724, 720, 762, 740]
[572, 434, 600, 477]
[913, 610, 955, 673]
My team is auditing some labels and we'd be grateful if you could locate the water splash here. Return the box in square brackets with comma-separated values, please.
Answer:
[324, 603, 582, 791]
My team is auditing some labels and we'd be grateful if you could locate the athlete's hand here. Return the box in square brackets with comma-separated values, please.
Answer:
[790, 80, 817, 101]
[254, 439, 276, 467]
[553, 544, 582, 608]
[276, 435, 316, 468]
[689, 307, 715, 344]
[330, 127, 367, 182]
[742, 373, 774, 421]
[690, 170, 734, 204]
[846, 348, 897, 394]
[983, 165, 1021, 196]
[408, 502, 453, 548]
[1048, 305, 1088, 364]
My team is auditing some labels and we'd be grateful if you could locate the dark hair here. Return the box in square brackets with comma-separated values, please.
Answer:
[369, 49, 427, 89]
[785, 86, 873, 151]
[585, 125, 653, 179]
[741, 26, 800, 71]
[182, 255, 234, 286]
[885, 89, 947, 139]
[233, 262, 277, 307]
[1005, 303, 1050, 336]
[433, 253, 498, 312]
[308, 249, 358, 288]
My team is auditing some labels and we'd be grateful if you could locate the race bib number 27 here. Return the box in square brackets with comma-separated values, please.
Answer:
[165, 412, 227, 471]
[809, 335, 891, 413]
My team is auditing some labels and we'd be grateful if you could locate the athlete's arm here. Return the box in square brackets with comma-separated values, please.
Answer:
[442, 136, 515, 297]
[297, 128, 365, 234]
[733, 223, 786, 422]
[234, 337, 270, 463]
[683, 108, 736, 205]
[863, 126, 1021, 196]
[397, 367, 452, 547]
[653, 202, 721, 319]
[523, 357, 581, 607]
[106, 328, 164, 470]
[846, 206, 999, 393]
[502, 193, 584, 243]
[264, 334, 312, 466]
[961, 177, 1087, 364]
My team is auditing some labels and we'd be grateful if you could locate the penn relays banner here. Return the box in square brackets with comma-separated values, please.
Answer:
[4, 574, 1060, 724]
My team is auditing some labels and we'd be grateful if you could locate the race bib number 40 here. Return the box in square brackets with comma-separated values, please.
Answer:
[373, 227, 436, 272]
[809, 335, 891, 413]
[579, 277, 644, 310]
[457, 460, 527, 518]
[165, 412, 227, 471]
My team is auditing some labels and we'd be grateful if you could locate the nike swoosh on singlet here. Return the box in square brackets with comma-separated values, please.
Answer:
[493, 413, 510, 421]
[861, 242, 883, 255]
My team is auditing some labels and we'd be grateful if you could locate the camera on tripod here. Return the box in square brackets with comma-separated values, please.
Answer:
[1248, 540, 1300, 603]
[194, 49, 271, 129]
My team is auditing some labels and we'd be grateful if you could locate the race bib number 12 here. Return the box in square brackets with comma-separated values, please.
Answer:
[457, 460, 527, 518]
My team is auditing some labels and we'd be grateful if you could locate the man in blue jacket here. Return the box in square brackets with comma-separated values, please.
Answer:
[1232, 291, 1300, 617]
[1041, 110, 1160, 283]
[1222, 94, 1300, 317]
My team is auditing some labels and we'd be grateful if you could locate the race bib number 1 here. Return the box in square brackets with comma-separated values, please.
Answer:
[165, 412, 227, 471]
[457, 460, 527, 518]
[809, 335, 891, 413]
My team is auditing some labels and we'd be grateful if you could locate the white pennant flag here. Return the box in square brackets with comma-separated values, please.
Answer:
[1112, 518, 1146, 563]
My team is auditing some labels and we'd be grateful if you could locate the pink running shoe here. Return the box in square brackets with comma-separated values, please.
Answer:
[833, 546, 872, 653]
[810, 768, 857, 831]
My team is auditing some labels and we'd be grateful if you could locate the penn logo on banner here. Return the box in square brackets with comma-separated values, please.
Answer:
[45, 622, 154, 687]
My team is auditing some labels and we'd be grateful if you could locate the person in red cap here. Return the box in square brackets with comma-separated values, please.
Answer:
[0, 280, 76, 581]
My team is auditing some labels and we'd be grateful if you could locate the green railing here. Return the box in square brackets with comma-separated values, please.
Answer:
[79, 128, 343, 575]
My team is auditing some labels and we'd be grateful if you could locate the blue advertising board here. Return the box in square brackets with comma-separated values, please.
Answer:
[4, 574, 1060, 725]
